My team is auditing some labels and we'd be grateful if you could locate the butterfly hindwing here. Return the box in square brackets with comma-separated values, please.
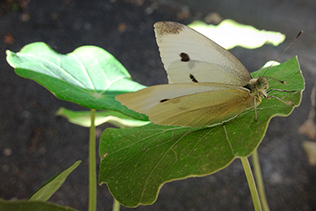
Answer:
[116, 83, 253, 127]
[147, 87, 254, 127]
[116, 83, 239, 114]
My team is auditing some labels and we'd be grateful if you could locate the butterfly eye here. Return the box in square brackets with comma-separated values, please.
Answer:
[180, 52, 190, 62]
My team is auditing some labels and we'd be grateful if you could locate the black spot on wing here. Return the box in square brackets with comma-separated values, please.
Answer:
[189, 74, 199, 83]
[160, 99, 169, 103]
[180, 52, 190, 62]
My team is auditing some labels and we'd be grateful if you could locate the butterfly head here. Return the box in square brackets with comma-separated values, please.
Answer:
[246, 77, 269, 99]
[256, 77, 269, 93]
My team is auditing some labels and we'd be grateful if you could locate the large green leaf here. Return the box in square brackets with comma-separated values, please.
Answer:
[99, 57, 304, 207]
[29, 161, 81, 201]
[0, 198, 77, 211]
[6, 42, 148, 121]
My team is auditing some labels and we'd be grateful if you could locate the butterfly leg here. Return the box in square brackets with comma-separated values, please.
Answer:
[266, 95, 294, 106]
[267, 89, 296, 94]
[267, 89, 296, 105]
[253, 97, 258, 121]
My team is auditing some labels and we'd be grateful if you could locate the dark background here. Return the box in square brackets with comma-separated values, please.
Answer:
[1, 0, 315, 210]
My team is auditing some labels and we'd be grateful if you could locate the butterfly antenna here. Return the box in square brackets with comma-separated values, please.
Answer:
[262, 30, 303, 77]
[264, 76, 286, 84]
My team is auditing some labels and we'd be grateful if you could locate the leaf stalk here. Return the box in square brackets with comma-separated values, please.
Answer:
[89, 109, 97, 211]
[252, 150, 270, 211]
[240, 157, 262, 211]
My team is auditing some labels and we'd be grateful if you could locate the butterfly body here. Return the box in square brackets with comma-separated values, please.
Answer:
[116, 21, 272, 127]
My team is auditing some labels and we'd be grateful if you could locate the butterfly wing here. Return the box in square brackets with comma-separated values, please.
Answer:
[116, 83, 254, 127]
[116, 22, 257, 127]
[154, 21, 252, 85]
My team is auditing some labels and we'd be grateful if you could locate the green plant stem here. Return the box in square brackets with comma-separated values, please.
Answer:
[240, 157, 262, 211]
[113, 198, 120, 211]
[89, 109, 97, 211]
[252, 150, 270, 211]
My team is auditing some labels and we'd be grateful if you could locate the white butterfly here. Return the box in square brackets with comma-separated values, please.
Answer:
[116, 21, 287, 127]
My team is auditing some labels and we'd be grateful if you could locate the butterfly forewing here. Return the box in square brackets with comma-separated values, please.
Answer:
[167, 60, 249, 85]
[154, 21, 252, 85]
